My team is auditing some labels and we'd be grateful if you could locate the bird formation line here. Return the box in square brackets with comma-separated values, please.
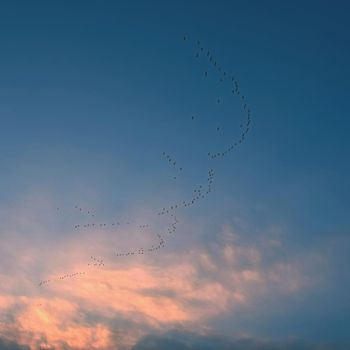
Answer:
[38, 257, 105, 287]
[73, 220, 149, 232]
[38, 272, 86, 287]
[157, 168, 214, 215]
[184, 35, 252, 159]
[162, 152, 183, 179]
[115, 214, 178, 257]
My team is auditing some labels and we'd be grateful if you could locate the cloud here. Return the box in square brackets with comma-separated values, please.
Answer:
[131, 330, 350, 350]
[0, 338, 29, 350]
[0, 198, 325, 349]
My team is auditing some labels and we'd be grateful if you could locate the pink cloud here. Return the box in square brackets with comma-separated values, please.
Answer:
[0, 201, 323, 349]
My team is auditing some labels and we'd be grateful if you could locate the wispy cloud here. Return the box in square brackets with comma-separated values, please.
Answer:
[0, 198, 325, 349]
[131, 330, 350, 350]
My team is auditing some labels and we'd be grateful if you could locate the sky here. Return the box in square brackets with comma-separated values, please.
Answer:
[0, 0, 349, 349]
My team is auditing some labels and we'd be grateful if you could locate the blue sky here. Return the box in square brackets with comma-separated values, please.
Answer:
[0, 1, 349, 349]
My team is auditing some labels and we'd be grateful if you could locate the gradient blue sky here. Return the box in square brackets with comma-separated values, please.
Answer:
[0, 1, 349, 349]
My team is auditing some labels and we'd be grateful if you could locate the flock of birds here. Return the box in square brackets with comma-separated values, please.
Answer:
[73, 220, 148, 231]
[162, 152, 183, 179]
[38, 35, 253, 288]
[187, 36, 252, 159]
[38, 272, 86, 286]
[157, 168, 214, 215]
[88, 256, 105, 267]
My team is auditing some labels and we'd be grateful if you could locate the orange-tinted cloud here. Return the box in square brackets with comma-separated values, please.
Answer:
[0, 200, 323, 350]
